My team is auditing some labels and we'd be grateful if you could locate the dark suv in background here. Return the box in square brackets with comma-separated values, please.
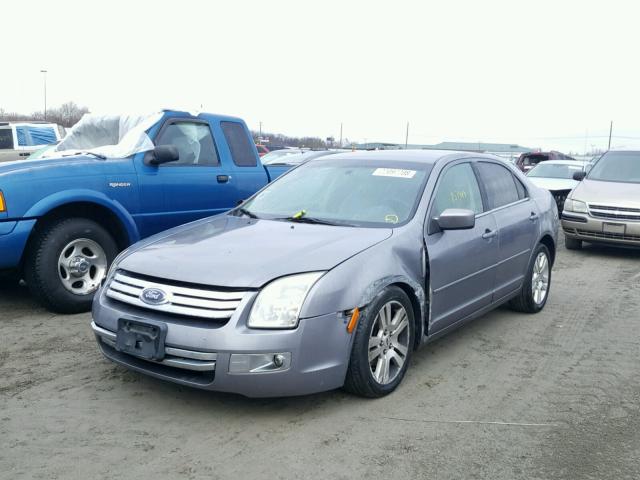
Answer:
[516, 151, 575, 172]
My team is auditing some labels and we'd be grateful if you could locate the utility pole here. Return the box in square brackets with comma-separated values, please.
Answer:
[259, 121, 262, 138]
[608, 121, 613, 150]
[339, 122, 343, 148]
[405, 122, 409, 149]
[40, 70, 47, 120]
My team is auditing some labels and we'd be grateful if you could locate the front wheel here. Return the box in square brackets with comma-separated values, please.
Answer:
[344, 286, 415, 398]
[509, 243, 551, 313]
[24, 218, 118, 313]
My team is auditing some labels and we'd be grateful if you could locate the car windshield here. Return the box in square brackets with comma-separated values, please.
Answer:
[527, 163, 583, 179]
[239, 160, 431, 227]
[588, 151, 640, 183]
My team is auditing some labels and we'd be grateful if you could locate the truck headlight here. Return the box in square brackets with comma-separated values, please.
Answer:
[248, 272, 325, 329]
[564, 198, 588, 213]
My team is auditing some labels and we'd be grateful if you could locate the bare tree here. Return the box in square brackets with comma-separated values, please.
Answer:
[0, 102, 89, 127]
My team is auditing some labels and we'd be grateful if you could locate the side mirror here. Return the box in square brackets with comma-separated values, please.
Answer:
[145, 145, 179, 166]
[573, 170, 587, 181]
[436, 208, 476, 230]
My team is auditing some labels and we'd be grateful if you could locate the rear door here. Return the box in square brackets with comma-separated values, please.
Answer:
[219, 121, 270, 202]
[474, 161, 538, 300]
[136, 118, 239, 236]
[424, 161, 499, 334]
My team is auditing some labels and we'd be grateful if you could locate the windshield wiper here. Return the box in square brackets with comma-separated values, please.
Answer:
[274, 214, 340, 226]
[234, 207, 259, 219]
[76, 151, 107, 160]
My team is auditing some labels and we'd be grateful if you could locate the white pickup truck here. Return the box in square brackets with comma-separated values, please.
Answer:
[0, 121, 64, 162]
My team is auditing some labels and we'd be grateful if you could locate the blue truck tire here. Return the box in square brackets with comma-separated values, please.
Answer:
[24, 217, 118, 313]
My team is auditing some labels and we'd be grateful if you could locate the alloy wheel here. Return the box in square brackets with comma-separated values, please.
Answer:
[57, 238, 108, 295]
[368, 300, 411, 385]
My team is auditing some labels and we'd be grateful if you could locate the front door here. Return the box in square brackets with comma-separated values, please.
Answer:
[424, 162, 499, 334]
[135, 119, 238, 237]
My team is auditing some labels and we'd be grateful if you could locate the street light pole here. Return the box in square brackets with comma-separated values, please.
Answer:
[40, 70, 48, 120]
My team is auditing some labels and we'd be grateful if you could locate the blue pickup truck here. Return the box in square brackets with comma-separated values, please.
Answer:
[0, 110, 288, 313]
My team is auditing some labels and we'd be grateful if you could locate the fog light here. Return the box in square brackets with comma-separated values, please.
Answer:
[229, 352, 291, 373]
[273, 354, 285, 367]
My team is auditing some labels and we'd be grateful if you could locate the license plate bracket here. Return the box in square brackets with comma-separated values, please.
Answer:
[602, 222, 626, 235]
[116, 318, 167, 361]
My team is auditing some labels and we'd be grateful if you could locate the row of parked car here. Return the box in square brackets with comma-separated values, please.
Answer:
[0, 109, 637, 398]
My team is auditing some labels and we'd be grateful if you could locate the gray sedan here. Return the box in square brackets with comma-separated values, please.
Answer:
[91, 150, 558, 397]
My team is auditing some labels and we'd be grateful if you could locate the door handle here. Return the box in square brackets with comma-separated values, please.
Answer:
[482, 229, 497, 240]
[529, 212, 539, 222]
[217, 175, 231, 184]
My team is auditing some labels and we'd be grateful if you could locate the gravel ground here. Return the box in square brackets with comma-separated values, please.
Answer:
[1, 239, 640, 479]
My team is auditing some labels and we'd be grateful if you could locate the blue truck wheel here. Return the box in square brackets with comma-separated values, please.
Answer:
[24, 217, 118, 313]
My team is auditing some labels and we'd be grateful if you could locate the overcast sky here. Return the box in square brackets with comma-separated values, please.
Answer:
[3, 0, 640, 153]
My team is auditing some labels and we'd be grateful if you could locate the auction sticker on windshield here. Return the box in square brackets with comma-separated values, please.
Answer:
[372, 168, 417, 178]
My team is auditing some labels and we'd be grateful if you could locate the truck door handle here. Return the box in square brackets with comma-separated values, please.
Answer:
[529, 212, 539, 222]
[217, 175, 230, 184]
[482, 229, 497, 240]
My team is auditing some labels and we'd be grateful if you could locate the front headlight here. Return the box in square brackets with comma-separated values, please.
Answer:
[248, 272, 325, 329]
[564, 198, 588, 213]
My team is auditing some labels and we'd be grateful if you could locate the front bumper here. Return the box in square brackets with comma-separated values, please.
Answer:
[0, 219, 36, 269]
[561, 212, 640, 246]
[91, 290, 354, 397]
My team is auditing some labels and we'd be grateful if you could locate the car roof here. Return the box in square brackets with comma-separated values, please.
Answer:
[531, 159, 586, 166]
[311, 149, 501, 165]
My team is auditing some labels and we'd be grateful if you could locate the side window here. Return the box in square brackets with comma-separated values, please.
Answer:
[27, 126, 57, 145]
[432, 163, 484, 218]
[0, 129, 13, 149]
[514, 176, 528, 200]
[155, 121, 219, 166]
[221, 121, 258, 167]
[476, 162, 521, 209]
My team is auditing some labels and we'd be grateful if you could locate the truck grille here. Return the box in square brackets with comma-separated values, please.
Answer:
[576, 229, 640, 242]
[589, 204, 640, 222]
[106, 270, 248, 320]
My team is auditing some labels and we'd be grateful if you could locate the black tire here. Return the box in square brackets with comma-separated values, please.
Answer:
[564, 236, 582, 250]
[509, 243, 552, 314]
[344, 286, 415, 398]
[24, 217, 118, 314]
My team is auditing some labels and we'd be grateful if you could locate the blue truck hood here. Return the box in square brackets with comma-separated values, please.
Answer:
[118, 214, 392, 288]
[0, 155, 104, 177]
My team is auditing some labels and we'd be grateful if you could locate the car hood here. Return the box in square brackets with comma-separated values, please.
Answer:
[528, 177, 578, 192]
[118, 215, 393, 288]
[0, 154, 101, 177]
[572, 179, 640, 208]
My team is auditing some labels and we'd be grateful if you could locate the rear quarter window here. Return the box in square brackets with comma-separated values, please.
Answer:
[221, 121, 258, 167]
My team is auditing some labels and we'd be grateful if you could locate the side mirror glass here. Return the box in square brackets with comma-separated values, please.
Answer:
[145, 145, 179, 166]
[436, 208, 476, 230]
[573, 170, 587, 181]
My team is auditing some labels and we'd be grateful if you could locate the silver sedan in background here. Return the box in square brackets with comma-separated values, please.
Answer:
[92, 150, 558, 397]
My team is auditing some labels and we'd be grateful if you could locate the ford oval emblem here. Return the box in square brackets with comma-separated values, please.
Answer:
[140, 287, 169, 305]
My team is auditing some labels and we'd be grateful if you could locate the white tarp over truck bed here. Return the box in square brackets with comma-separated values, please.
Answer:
[44, 112, 163, 159]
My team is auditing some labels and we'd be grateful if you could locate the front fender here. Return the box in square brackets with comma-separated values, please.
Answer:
[24, 189, 140, 244]
[300, 229, 426, 322]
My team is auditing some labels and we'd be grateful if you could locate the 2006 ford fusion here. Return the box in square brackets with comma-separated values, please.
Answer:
[91, 150, 558, 397]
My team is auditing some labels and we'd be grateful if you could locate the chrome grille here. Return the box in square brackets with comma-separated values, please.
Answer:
[106, 271, 248, 319]
[576, 229, 640, 242]
[588, 204, 640, 222]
